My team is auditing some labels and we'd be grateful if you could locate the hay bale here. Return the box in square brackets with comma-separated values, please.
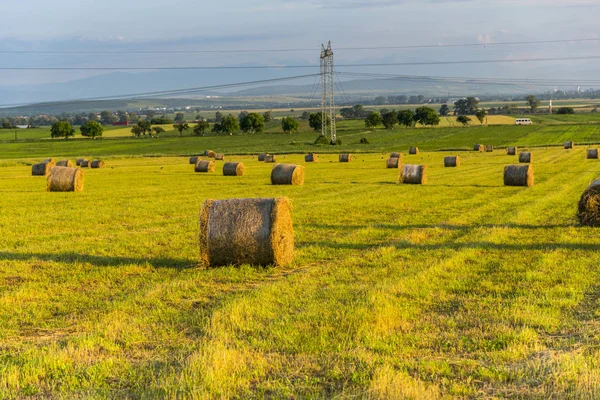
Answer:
[264, 155, 276, 163]
[399, 164, 427, 184]
[305, 153, 318, 162]
[271, 164, 304, 185]
[32, 161, 55, 176]
[578, 180, 600, 226]
[207, 150, 217, 158]
[474, 144, 484, 152]
[386, 158, 401, 169]
[339, 154, 352, 162]
[587, 149, 599, 159]
[444, 156, 460, 167]
[189, 156, 199, 164]
[47, 166, 84, 192]
[199, 197, 294, 267]
[485, 145, 494, 152]
[56, 160, 73, 167]
[519, 152, 533, 163]
[91, 160, 105, 168]
[506, 147, 517, 155]
[565, 141, 574, 149]
[409, 147, 419, 155]
[43, 158, 55, 163]
[390, 152, 402, 159]
[195, 160, 215, 173]
[258, 153, 267, 161]
[215, 153, 224, 161]
[223, 162, 245, 176]
[504, 165, 534, 187]
[76, 158, 85, 166]
[80, 160, 91, 168]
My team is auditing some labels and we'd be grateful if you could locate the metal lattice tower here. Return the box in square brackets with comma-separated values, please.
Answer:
[320, 41, 336, 143]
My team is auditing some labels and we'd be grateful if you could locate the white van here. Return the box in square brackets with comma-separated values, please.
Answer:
[515, 118, 532, 125]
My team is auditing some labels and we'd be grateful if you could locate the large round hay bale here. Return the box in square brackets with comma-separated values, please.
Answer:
[409, 147, 419, 155]
[386, 158, 401, 169]
[91, 160, 105, 168]
[339, 154, 352, 162]
[504, 165, 534, 187]
[485, 145, 494, 152]
[264, 155, 276, 163]
[32, 161, 55, 176]
[578, 180, 600, 226]
[199, 197, 294, 267]
[207, 150, 217, 158]
[271, 164, 304, 185]
[565, 141, 574, 149]
[55, 160, 73, 167]
[444, 156, 460, 167]
[305, 153, 318, 162]
[195, 160, 215, 173]
[587, 149, 599, 159]
[80, 160, 91, 168]
[43, 158, 55, 163]
[223, 162, 245, 176]
[474, 144, 484, 152]
[215, 153, 224, 161]
[258, 153, 267, 161]
[47, 166, 84, 192]
[506, 147, 517, 155]
[189, 156, 199, 164]
[390, 152, 402, 159]
[519, 152, 532, 163]
[399, 164, 427, 184]
[76, 158, 85, 166]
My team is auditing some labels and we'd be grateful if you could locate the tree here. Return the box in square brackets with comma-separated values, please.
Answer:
[263, 110, 273, 122]
[174, 113, 186, 123]
[132, 120, 152, 137]
[50, 121, 75, 140]
[526, 95, 541, 113]
[439, 104, 450, 116]
[414, 106, 440, 127]
[457, 115, 471, 126]
[129, 112, 139, 123]
[397, 109, 415, 127]
[152, 127, 165, 136]
[309, 113, 329, 131]
[88, 112, 98, 122]
[100, 110, 116, 125]
[193, 120, 210, 136]
[80, 121, 104, 138]
[364, 112, 382, 129]
[240, 112, 265, 134]
[340, 104, 365, 119]
[300, 111, 310, 120]
[281, 116, 300, 133]
[212, 114, 239, 135]
[173, 122, 190, 136]
[215, 111, 223, 123]
[381, 111, 398, 129]
[237, 111, 249, 122]
[146, 110, 157, 118]
[556, 107, 575, 114]
[150, 116, 173, 125]
[454, 97, 479, 115]
[131, 126, 144, 137]
[475, 109, 486, 125]
[117, 110, 130, 123]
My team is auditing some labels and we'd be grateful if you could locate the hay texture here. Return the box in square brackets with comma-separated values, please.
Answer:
[271, 164, 304, 185]
[339, 154, 352, 162]
[56, 160, 73, 167]
[199, 197, 294, 267]
[399, 164, 427, 184]
[305, 153, 318, 162]
[223, 162, 245, 176]
[578, 180, 600, 226]
[409, 147, 419, 155]
[474, 144, 484, 152]
[565, 141, 574, 149]
[189, 156, 199, 164]
[386, 158, 402, 169]
[504, 165, 534, 187]
[485, 145, 494, 152]
[76, 158, 85, 166]
[444, 156, 460, 167]
[264, 155, 276, 163]
[207, 150, 217, 158]
[519, 152, 533, 163]
[506, 147, 517, 156]
[80, 160, 91, 168]
[195, 160, 215, 173]
[91, 160, 105, 168]
[390, 152, 402, 159]
[32, 161, 55, 176]
[47, 166, 84, 192]
[215, 154, 224, 161]
[258, 153, 267, 161]
[587, 149, 599, 159]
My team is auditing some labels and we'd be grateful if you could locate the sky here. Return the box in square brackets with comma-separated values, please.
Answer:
[0, 0, 598, 92]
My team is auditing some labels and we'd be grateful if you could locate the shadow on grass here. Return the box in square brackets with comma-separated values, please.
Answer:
[305, 223, 575, 232]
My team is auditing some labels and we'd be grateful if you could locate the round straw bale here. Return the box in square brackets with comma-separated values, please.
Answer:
[504, 164, 534, 187]
[43, 158, 55, 163]
[474, 144, 484, 152]
[519, 152, 533, 163]
[80, 160, 91, 168]
[47, 166, 84, 192]
[386, 158, 401, 169]
[215, 153, 224, 161]
[578, 180, 600, 226]
[506, 147, 517, 155]
[390, 152, 402, 159]
[223, 162, 245, 176]
[587, 149, 599, 159]
[399, 164, 427, 184]
[76, 158, 85, 166]
[189, 156, 199, 164]
[409, 147, 419, 155]
[339, 154, 352, 162]
[444, 156, 460, 167]
[485, 145, 494, 152]
[258, 153, 267, 161]
[32, 161, 55, 176]
[565, 141, 574, 149]
[271, 164, 304, 185]
[91, 160, 105, 168]
[305, 153, 318, 162]
[264, 155, 276, 163]
[207, 150, 217, 158]
[199, 197, 294, 267]
[56, 160, 73, 167]
[195, 160, 215, 172]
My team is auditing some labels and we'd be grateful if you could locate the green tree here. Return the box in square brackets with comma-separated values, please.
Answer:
[117, 110, 130, 123]
[212, 115, 239, 135]
[79, 121, 103, 138]
[439, 104, 450, 116]
[397, 109, 415, 127]
[88, 112, 98, 122]
[526, 95, 541, 113]
[454, 97, 479, 115]
[263, 110, 273, 122]
[475, 109, 486, 125]
[193, 120, 210, 136]
[414, 106, 440, 127]
[50, 121, 75, 140]
[240, 112, 265, 134]
[457, 115, 471, 126]
[215, 111, 223, 123]
[131, 126, 143, 137]
[364, 111, 382, 128]
[381, 110, 398, 129]
[173, 122, 190, 137]
[136, 120, 152, 136]
[100, 110, 116, 125]
[281, 116, 300, 133]
[152, 127, 165, 136]
[174, 113, 186, 123]
[308, 113, 329, 131]
[556, 107, 575, 114]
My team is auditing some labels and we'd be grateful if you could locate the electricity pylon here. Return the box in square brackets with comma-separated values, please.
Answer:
[320, 41, 336, 144]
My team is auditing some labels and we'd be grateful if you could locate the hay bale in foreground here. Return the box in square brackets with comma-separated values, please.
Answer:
[386, 158, 402, 169]
[339, 154, 352, 162]
[587, 149, 599, 159]
[474, 144, 484, 152]
[47, 166, 84, 192]
[390, 152, 402, 159]
[76, 158, 85, 166]
[565, 141, 574, 149]
[264, 155, 276, 163]
[485, 145, 494, 152]
[519, 152, 532, 163]
[56, 160, 73, 167]
[506, 147, 517, 156]
[399, 164, 427, 184]
[578, 180, 600, 226]
[32, 161, 55, 176]
[258, 153, 267, 161]
[215, 153, 224, 161]
[504, 165, 534, 187]
[305, 153, 318, 162]
[199, 197, 294, 267]
[80, 160, 91, 168]
[91, 160, 105, 168]
[444, 156, 460, 167]
[189, 156, 199, 164]
[223, 162, 245, 176]
[207, 150, 217, 158]
[409, 147, 419, 155]
[271, 164, 304, 185]
[195, 160, 215, 173]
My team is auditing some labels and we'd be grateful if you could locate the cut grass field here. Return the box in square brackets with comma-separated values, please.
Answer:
[2, 144, 600, 397]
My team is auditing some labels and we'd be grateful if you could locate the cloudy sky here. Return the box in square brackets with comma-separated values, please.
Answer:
[0, 0, 598, 91]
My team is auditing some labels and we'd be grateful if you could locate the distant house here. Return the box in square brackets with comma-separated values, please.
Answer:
[112, 121, 130, 126]
[16, 125, 29, 129]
